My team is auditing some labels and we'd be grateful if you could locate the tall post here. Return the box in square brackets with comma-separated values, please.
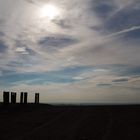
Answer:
[20, 92, 24, 104]
[35, 93, 39, 104]
[3, 91, 10, 104]
[11, 92, 16, 104]
[24, 92, 28, 104]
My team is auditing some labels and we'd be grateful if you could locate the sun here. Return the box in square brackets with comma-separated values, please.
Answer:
[39, 4, 60, 20]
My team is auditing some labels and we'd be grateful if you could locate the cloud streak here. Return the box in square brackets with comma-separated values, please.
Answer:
[106, 26, 140, 38]
[0, 0, 139, 103]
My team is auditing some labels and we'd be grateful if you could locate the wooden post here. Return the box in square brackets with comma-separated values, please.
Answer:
[11, 92, 16, 104]
[20, 92, 24, 104]
[24, 92, 28, 104]
[3, 91, 9, 104]
[35, 93, 39, 104]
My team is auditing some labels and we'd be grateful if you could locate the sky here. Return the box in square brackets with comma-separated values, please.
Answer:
[0, 0, 140, 104]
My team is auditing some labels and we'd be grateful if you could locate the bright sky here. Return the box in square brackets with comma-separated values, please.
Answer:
[0, 0, 140, 104]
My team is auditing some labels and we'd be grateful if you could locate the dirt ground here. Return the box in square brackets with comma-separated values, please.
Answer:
[0, 104, 140, 140]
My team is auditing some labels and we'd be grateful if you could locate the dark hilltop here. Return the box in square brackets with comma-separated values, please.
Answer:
[0, 103, 140, 140]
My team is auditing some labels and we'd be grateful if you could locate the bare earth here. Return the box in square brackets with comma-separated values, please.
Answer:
[0, 104, 140, 140]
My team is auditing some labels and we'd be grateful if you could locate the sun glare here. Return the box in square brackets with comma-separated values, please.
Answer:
[39, 4, 60, 20]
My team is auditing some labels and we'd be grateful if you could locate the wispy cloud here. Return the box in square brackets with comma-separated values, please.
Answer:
[106, 26, 140, 38]
[0, 0, 139, 103]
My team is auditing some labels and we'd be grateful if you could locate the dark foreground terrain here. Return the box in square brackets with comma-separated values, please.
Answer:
[0, 104, 140, 140]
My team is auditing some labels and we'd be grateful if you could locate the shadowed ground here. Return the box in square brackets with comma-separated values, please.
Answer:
[0, 104, 140, 140]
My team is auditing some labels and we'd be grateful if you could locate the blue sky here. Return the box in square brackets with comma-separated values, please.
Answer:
[0, 0, 140, 103]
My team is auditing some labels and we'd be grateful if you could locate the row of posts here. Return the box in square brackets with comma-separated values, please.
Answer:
[3, 91, 40, 104]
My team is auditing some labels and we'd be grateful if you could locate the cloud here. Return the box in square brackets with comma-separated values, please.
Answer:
[52, 19, 72, 29]
[38, 35, 78, 51]
[15, 47, 28, 54]
[26, 0, 36, 4]
[106, 26, 140, 38]
[0, 65, 92, 87]
[0, 0, 139, 103]
[97, 83, 112, 88]
[0, 40, 7, 53]
[90, 0, 116, 19]
[104, 1, 140, 32]
[112, 78, 129, 83]
[0, 31, 5, 37]
[4, 81, 140, 103]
